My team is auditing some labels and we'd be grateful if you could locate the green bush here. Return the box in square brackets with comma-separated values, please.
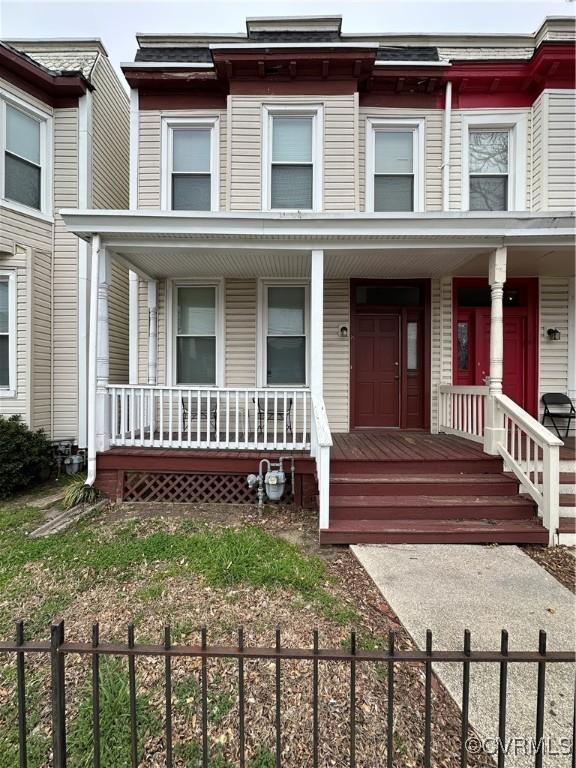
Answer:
[0, 415, 55, 500]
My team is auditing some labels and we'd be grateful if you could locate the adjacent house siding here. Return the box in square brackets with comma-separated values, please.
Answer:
[323, 280, 349, 432]
[31, 248, 52, 432]
[359, 107, 443, 212]
[52, 107, 80, 440]
[531, 92, 547, 211]
[539, 277, 570, 422]
[429, 276, 453, 432]
[547, 90, 576, 210]
[225, 279, 257, 387]
[138, 109, 227, 210]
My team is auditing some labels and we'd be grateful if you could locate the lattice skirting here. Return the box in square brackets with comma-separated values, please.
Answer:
[123, 471, 257, 504]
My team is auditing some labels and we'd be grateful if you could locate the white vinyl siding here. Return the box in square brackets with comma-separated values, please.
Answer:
[539, 277, 570, 425]
[323, 280, 349, 433]
[547, 90, 576, 210]
[225, 279, 257, 387]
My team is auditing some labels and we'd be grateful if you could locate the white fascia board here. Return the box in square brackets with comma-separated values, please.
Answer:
[374, 60, 450, 67]
[60, 209, 576, 243]
[121, 62, 213, 69]
[208, 42, 380, 50]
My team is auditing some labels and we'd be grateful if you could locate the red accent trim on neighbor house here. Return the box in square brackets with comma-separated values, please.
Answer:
[139, 91, 228, 110]
[452, 277, 539, 417]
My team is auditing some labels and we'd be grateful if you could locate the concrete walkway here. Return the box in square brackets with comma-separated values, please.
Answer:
[352, 544, 575, 768]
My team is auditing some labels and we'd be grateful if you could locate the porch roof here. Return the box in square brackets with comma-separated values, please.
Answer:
[61, 209, 575, 279]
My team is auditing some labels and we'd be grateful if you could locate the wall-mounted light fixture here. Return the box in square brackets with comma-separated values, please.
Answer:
[547, 328, 561, 341]
[338, 324, 348, 338]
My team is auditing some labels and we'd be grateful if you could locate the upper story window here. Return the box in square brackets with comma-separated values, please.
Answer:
[468, 130, 509, 211]
[263, 106, 323, 212]
[462, 113, 527, 212]
[1, 96, 51, 217]
[162, 117, 219, 211]
[0, 271, 16, 397]
[366, 119, 424, 213]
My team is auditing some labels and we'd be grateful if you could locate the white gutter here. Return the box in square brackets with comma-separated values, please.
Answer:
[86, 234, 100, 486]
[122, 61, 213, 69]
[209, 42, 380, 49]
[442, 81, 452, 212]
[77, 90, 92, 449]
[375, 60, 450, 67]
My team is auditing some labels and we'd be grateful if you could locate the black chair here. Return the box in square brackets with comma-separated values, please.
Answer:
[541, 393, 575, 438]
[182, 397, 217, 434]
[253, 397, 293, 434]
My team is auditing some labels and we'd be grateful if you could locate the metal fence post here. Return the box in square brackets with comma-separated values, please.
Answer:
[50, 621, 66, 768]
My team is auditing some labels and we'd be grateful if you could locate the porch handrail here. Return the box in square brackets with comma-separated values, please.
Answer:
[493, 392, 562, 545]
[310, 393, 332, 530]
[107, 385, 311, 452]
[438, 384, 489, 443]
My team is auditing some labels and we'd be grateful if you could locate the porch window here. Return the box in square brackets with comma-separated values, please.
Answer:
[176, 286, 217, 385]
[163, 117, 219, 211]
[367, 119, 424, 212]
[0, 272, 16, 395]
[468, 129, 509, 211]
[1, 99, 50, 215]
[266, 286, 307, 385]
[263, 106, 322, 211]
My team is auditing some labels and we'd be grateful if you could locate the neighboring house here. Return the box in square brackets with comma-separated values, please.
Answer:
[61, 15, 575, 544]
[0, 39, 129, 447]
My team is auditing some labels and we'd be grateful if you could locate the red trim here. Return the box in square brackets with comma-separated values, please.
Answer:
[452, 277, 539, 417]
[139, 91, 227, 109]
[0, 46, 90, 105]
[229, 79, 358, 95]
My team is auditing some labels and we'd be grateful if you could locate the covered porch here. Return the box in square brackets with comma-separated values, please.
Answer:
[61, 210, 575, 543]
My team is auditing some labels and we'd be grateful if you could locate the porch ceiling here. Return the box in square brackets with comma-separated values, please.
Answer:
[108, 244, 575, 280]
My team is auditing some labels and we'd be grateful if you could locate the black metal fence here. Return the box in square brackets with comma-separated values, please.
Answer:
[0, 620, 574, 768]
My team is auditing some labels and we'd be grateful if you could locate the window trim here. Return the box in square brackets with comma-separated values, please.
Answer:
[167, 278, 224, 387]
[262, 104, 323, 213]
[0, 269, 17, 398]
[0, 90, 53, 218]
[257, 279, 310, 388]
[161, 116, 220, 212]
[366, 117, 425, 213]
[461, 111, 528, 212]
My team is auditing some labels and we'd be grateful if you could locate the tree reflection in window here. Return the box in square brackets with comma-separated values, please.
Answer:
[457, 321, 469, 370]
[469, 130, 509, 211]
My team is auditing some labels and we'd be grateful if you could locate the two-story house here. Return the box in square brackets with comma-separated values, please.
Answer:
[0, 38, 129, 449]
[61, 16, 575, 544]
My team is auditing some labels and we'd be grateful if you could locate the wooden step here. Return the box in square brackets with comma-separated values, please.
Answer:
[330, 457, 504, 475]
[320, 517, 548, 545]
[558, 517, 576, 534]
[329, 494, 536, 520]
[330, 473, 518, 497]
[560, 494, 576, 507]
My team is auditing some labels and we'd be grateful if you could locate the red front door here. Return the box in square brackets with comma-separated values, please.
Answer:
[454, 279, 538, 416]
[352, 314, 400, 427]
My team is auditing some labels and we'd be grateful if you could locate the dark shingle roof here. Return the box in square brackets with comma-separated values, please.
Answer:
[247, 30, 342, 42]
[135, 46, 212, 63]
[377, 46, 439, 61]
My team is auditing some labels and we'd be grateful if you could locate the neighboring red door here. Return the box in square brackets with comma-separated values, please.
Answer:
[454, 279, 537, 416]
[352, 314, 400, 427]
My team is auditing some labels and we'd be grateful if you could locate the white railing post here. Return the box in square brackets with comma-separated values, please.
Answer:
[484, 246, 507, 455]
[310, 249, 324, 401]
[542, 443, 560, 546]
[96, 245, 111, 453]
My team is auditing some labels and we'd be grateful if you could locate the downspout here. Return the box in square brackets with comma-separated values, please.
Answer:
[442, 81, 452, 211]
[78, 90, 92, 448]
[85, 234, 100, 486]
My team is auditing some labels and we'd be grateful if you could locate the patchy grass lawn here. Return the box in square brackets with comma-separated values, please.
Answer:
[0, 496, 487, 768]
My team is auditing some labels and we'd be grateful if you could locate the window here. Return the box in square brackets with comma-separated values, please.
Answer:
[265, 285, 307, 386]
[162, 118, 219, 211]
[367, 119, 424, 212]
[176, 285, 217, 384]
[457, 321, 469, 371]
[263, 106, 322, 211]
[0, 272, 16, 396]
[461, 113, 527, 211]
[468, 130, 509, 211]
[1, 96, 50, 216]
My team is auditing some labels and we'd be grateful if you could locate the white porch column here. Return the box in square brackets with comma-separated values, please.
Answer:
[310, 249, 324, 400]
[568, 276, 576, 403]
[148, 279, 158, 385]
[95, 244, 111, 453]
[484, 246, 507, 454]
[129, 271, 139, 384]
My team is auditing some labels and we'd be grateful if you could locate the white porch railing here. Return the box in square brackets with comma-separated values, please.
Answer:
[438, 384, 489, 443]
[493, 393, 563, 545]
[108, 385, 311, 451]
[438, 385, 563, 545]
[310, 393, 333, 530]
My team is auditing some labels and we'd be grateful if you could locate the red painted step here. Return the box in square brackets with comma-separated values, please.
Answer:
[320, 517, 549, 545]
[330, 473, 519, 497]
[329, 494, 536, 520]
[558, 517, 576, 534]
[330, 457, 504, 475]
[560, 494, 576, 507]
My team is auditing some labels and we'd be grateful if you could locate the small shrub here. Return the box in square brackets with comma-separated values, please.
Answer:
[62, 474, 101, 510]
[0, 416, 54, 500]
